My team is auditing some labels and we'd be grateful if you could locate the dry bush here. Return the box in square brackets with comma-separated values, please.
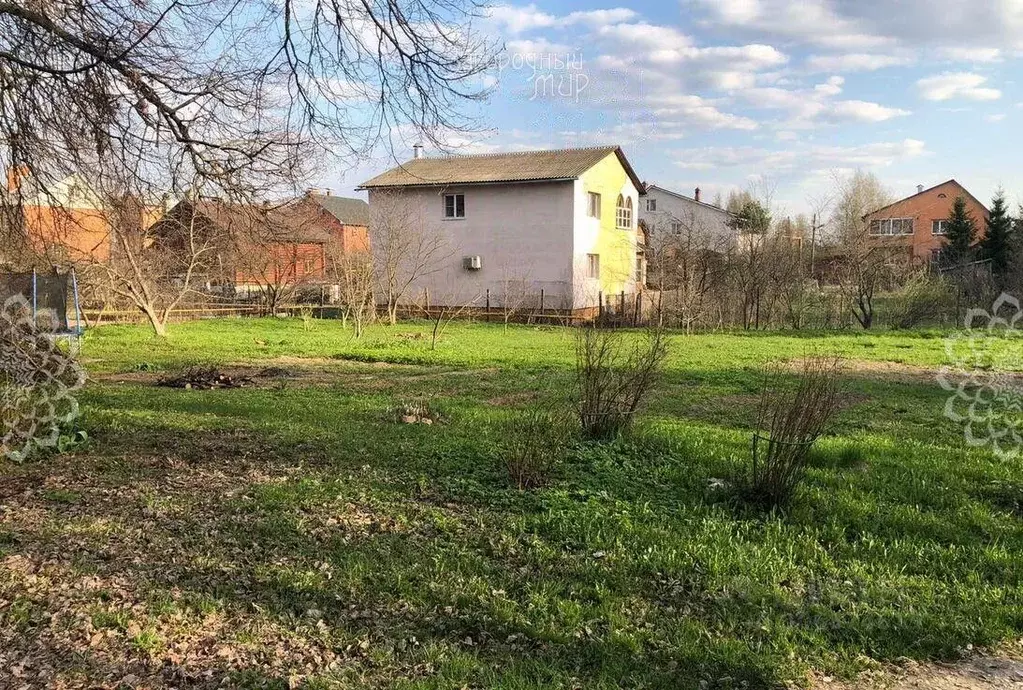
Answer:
[504, 405, 575, 489]
[576, 326, 668, 440]
[746, 355, 841, 509]
[886, 271, 954, 329]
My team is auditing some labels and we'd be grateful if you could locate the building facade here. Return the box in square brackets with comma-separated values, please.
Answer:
[863, 180, 989, 262]
[358, 146, 645, 313]
[638, 184, 733, 250]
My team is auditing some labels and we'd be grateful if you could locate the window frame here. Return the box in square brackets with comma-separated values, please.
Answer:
[931, 219, 947, 235]
[616, 194, 633, 230]
[443, 193, 465, 219]
[586, 253, 600, 280]
[635, 251, 645, 283]
[646, 198, 656, 212]
[868, 217, 914, 236]
[587, 191, 601, 219]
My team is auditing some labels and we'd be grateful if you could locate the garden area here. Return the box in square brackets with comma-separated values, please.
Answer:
[2, 318, 1023, 688]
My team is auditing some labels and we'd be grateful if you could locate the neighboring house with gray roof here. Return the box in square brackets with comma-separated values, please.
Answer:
[358, 145, 646, 313]
[639, 185, 735, 251]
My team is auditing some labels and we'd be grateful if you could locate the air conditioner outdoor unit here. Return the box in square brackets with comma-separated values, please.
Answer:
[463, 255, 482, 271]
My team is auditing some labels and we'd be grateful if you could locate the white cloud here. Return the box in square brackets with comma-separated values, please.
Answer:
[674, 138, 927, 172]
[647, 94, 760, 130]
[985, 113, 1007, 122]
[940, 47, 1003, 63]
[689, 0, 1023, 52]
[814, 75, 844, 96]
[916, 72, 1002, 101]
[826, 100, 910, 122]
[742, 81, 909, 126]
[488, 4, 638, 33]
[804, 53, 913, 73]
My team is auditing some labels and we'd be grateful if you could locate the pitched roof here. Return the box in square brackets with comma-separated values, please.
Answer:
[165, 199, 333, 244]
[645, 184, 733, 216]
[306, 193, 369, 226]
[358, 146, 645, 193]
[864, 179, 990, 219]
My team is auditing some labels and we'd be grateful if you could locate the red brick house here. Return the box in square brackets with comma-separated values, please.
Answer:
[152, 192, 369, 296]
[863, 180, 989, 263]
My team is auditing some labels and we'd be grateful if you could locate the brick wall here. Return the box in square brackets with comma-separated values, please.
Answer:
[864, 180, 989, 262]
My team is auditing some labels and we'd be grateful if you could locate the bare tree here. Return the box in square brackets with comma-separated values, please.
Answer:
[497, 265, 536, 328]
[370, 190, 449, 325]
[0, 1, 495, 210]
[647, 208, 726, 332]
[229, 204, 324, 315]
[90, 187, 222, 337]
[418, 286, 481, 350]
[830, 171, 901, 329]
[327, 246, 375, 338]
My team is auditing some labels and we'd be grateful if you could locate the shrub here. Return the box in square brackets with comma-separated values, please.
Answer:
[576, 326, 668, 440]
[746, 356, 841, 509]
[504, 405, 574, 489]
[886, 271, 953, 329]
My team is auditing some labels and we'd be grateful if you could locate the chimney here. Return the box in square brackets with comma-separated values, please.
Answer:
[694, 186, 701, 203]
[413, 144, 424, 160]
[916, 184, 924, 194]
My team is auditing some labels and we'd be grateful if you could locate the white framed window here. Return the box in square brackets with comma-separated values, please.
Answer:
[932, 219, 947, 235]
[635, 252, 645, 282]
[443, 194, 465, 219]
[587, 192, 601, 218]
[869, 218, 914, 236]
[586, 253, 600, 279]
[646, 198, 656, 212]
[616, 194, 633, 229]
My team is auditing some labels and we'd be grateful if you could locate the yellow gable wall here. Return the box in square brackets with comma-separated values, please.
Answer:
[580, 152, 639, 297]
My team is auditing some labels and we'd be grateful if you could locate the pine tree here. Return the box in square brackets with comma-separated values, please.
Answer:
[980, 189, 1014, 283]
[942, 195, 977, 268]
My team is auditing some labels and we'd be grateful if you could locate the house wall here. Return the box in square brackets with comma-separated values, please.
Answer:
[233, 241, 326, 287]
[367, 182, 576, 310]
[573, 152, 641, 309]
[638, 188, 733, 250]
[23, 205, 113, 262]
[864, 181, 989, 262]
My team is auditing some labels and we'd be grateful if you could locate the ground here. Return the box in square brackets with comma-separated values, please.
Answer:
[2, 318, 1022, 689]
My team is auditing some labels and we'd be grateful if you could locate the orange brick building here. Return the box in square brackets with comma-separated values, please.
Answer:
[863, 179, 989, 263]
[152, 191, 370, 293]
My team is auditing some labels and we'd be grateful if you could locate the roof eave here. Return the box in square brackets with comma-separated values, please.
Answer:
[357, 176, 580, 191]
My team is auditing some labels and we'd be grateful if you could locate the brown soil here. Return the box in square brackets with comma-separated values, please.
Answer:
[820, 648, 1023, 689]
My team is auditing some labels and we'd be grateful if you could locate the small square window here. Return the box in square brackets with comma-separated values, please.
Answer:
[444, 194, 465, 219]
[587, 192, 601, 218]
[586, 253, 600, 279]
[932, 219, 947, 235]
[647, 199, 656, 212]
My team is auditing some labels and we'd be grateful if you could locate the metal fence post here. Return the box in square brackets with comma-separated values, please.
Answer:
[486, 289, 490, 322]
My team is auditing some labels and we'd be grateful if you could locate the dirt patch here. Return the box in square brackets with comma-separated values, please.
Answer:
[778, 358, 941, 386]
[821, 649, 1023, 689]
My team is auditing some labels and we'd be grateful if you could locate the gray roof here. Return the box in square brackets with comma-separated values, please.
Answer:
[645, 184, 733, 217]
[358, 146, 645, 192]
[307, 193, 370, 226]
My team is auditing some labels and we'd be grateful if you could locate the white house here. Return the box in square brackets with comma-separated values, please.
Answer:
[358, 146, 646, 314]
[638, 184, 734, 251]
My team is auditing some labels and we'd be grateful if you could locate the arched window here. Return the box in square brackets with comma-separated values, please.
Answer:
[616, 194, 633, 229]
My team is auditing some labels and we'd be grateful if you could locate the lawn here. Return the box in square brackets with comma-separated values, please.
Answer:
[2, 318, 1022, 689]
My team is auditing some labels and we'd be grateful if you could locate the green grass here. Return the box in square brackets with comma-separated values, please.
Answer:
[2, 317, 1022, 688]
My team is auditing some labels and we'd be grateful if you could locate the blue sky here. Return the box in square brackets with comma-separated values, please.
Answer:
[326, 0, 1023, 216]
